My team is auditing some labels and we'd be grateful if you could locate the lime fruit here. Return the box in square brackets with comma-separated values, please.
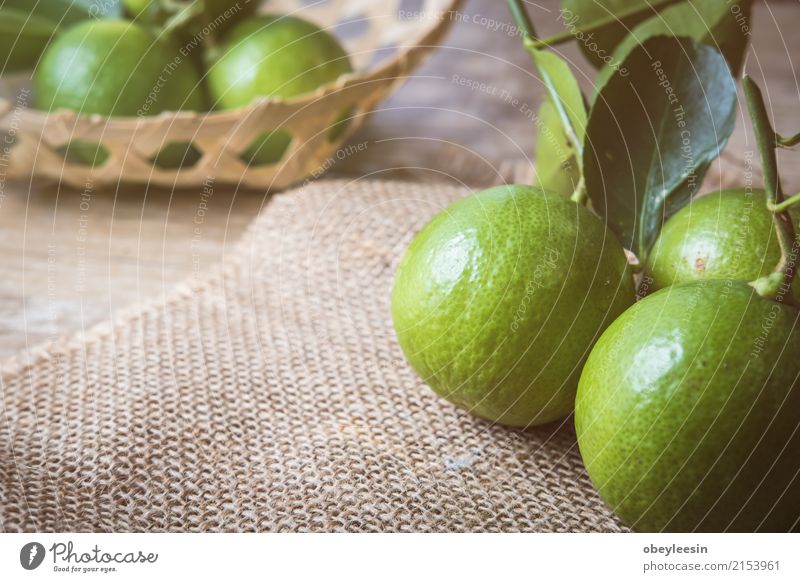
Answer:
[34, 19, 204, 166]
[206, 15, 353, 165]
[576, 280, 800, 531]
[392, 185, 635, 427]
[646, 189, 800, 298]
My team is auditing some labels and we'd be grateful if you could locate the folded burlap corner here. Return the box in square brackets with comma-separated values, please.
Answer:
[0, 179, 624, 532]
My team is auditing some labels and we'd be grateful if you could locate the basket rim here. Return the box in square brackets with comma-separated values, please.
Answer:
[0, 0, 463, 128]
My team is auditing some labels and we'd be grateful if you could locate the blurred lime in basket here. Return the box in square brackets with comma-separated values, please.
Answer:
[123, 0, 259, 35]
[122, 0, 155, 19]
[206, 14, 353, 165]
[0, 0, 123, 72]
[33, 19, 204, 167]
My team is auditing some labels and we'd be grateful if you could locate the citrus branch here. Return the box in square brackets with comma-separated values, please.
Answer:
[777, 132, 800, 149]
[743, 75, 798, 299]
[507, 0, 539, 41]
[767, 192, 800, 213]
[507, 0, 587, 204]
[570, 175, 587, 205]
[528, 0, 683, 49]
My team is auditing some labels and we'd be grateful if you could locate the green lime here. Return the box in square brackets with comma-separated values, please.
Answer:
[151, 142, 202, 169]
[34, 19, 204, 166]
[206, 15, 353, 165]
[576, 280, 800, 531]
[646, 189, 800, 298]
[392, 185, 635, 427]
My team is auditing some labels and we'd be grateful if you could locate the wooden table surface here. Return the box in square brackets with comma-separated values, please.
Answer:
[1, 0, 799, 360]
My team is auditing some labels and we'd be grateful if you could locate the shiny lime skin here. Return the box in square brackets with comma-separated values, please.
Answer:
[206, 15, 352, 164]
[646, 189, 800, 297]
[34, 20, 204, 166]
[392, 185, 635, 427]
[576, 280, 800, 532]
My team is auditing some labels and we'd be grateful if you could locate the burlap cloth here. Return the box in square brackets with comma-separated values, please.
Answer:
[0, 178, 625, 532]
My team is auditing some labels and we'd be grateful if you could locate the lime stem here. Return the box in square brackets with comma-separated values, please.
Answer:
[507, 0, 589, 205]
[777, 132, 800, 149]
[569, 175, 587, 205]
[743, 75, 798, 299]
[744, 77, 784, 205]
[528, 31, 580, 51]
[507, 0, 539, 41]
[525, 35, 584, 166]
[767, 192, 800, 213]
[527, 0, 682, 49]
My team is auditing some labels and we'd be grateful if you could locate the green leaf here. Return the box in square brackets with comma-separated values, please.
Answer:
[0, 8, 58, 72]
[535, 98, 581, 197]
[528, 44, 588, 173]
[584, 36, 737, 259]
[560, 0, 681, 68]
[593, 0, 752, 96]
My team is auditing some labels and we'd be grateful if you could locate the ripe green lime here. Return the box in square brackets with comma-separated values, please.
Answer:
[206, 15, 353, 165]
[576, 280, 800, 531]
[34, 19, 204, 166]
[646, 189, 800, 297]
[392, 185, 635, 427]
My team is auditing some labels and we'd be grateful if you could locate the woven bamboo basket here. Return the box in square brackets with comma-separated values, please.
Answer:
[0, 0, 461, 190]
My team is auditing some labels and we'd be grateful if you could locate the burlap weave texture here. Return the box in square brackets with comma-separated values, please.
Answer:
[0, 179, 625, 532]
